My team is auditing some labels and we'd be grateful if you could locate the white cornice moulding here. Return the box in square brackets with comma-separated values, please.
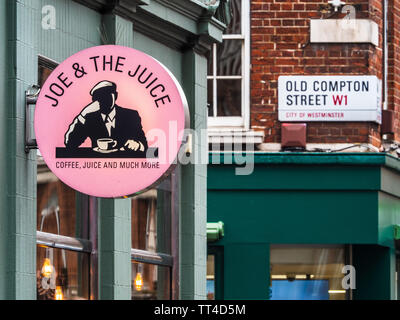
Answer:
[310, 19, 379, 46]
[256, 143, 380, 153]
[208, 129, 265, 144]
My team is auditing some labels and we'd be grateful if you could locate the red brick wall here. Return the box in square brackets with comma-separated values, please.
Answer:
[387, 0, 400, 141]
[250, 0, 398, 147]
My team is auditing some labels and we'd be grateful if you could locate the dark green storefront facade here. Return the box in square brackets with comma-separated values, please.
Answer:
[208, 152, 400, 300]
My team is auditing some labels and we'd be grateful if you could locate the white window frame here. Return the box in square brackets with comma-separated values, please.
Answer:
[208, 0, 250, 130]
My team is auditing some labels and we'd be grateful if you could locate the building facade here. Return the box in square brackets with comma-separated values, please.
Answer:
[0, 0, 226, 300]
[207, 0, 400, 300]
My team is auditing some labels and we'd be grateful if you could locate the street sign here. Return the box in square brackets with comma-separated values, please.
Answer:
[278, 75, 381, 123]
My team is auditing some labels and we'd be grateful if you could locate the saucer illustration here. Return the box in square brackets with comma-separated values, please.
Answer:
[93, 147, 118, 153]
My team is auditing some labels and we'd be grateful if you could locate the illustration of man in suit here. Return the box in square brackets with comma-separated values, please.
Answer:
[64, 80, 148, 151]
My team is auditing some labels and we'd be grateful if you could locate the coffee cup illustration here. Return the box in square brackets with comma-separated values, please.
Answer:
[97, 138, 117, 151]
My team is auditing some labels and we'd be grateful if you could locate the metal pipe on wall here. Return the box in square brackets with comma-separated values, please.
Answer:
[383, 0, 388, 111]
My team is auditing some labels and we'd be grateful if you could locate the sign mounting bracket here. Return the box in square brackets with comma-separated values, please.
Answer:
[25, 85, 40, 153]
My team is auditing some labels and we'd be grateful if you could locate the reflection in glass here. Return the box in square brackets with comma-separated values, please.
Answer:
[207, 255, 215, 300]
[217, 79, 242, 116]
[132, 262, 171, 300]
[132, 191, 157, 252]
[217, 40, 242, 76]
[270, 245, 346, 300]
[224, 0, 241, 35]
[208, 79, 214, 117]
[36, 246, 89, 300]
[38, 64, 53, 87]
[396, 255, 400, 300]
[37, 159, 88, 239]
[131, 177, 171, 254]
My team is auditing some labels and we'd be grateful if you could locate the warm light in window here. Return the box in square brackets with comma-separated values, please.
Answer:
[328, 290, 346, 294]
[135, 272, 143, 291]
[41, 258, 54, 278]
[271, 275, 287, 279]
[55, 286, 64, 300]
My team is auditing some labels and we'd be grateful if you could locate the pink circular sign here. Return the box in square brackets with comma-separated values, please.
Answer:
[35, 45, 188, 198]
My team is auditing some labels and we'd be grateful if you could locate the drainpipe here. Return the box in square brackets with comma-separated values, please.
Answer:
[383, 0, 388, 112]
[380, 0, 395, 142]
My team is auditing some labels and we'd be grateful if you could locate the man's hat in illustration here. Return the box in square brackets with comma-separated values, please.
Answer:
[90, 80, 117, 96]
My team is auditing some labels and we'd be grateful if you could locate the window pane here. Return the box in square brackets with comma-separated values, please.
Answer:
[37, 160, 89, 238]
[132, 262, 171, 300]
[270, 245, 346, 300]
[208, 79, 214, 117]
[207, 47, 213, 76]
[217, 79, 242, 116]
[36, 246, 89, 300]
[207, 255, 215, 300]
[397, 255, 400, 300]
[225, 0, 242, 35]
[217, 40, 242, 76]
[131, 176, 171, 254]
[38, 64, 53, 87]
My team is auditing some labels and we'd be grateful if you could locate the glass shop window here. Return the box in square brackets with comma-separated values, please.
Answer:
[207, 254, 215, 300]
[132, 262, 171, 300]
[36, 246, 90, 300]
[396, 245, 400, 300]
[36, 166, 93, 300]
[131, 171, 178, 300]
[36, 57, 95, 300]
[270, 245, 347, 300]
[206, 246, 223, 300]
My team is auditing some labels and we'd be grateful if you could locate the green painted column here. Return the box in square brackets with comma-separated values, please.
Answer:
[0, 0, 8, 299]
[180, 49, 208, 299]
[353, 245, 396, 300]
[98, 198, 132, 299]
[0, 0, 39, 299]
[223, 244, 270, 300]
[101, 13, 134, 46]
[97, 13, 134, 300]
